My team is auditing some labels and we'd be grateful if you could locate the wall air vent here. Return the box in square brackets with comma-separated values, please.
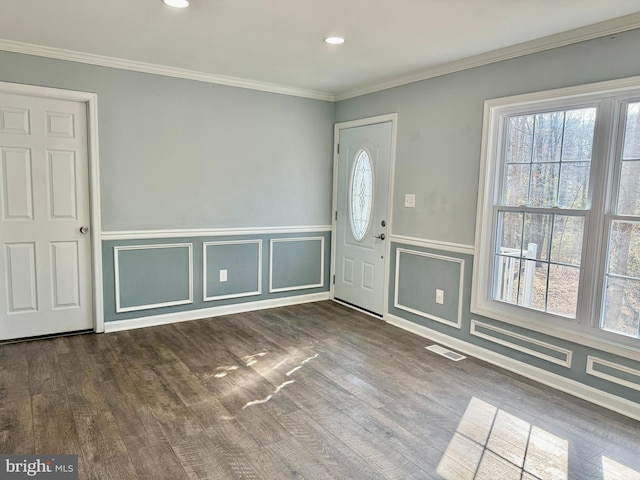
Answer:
[426, 344, 466, 361]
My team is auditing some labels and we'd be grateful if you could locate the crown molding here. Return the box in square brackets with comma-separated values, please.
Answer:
[335, 12, 640, 101]
[2, 12, 640, 103]
[0, 38, 336, 102]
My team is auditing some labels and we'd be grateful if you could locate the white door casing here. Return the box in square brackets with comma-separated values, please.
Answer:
[0, 83, 102, 340]
[332, 115, 396, 317]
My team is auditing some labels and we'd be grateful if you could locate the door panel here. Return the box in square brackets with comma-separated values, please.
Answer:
[334, 121, 392, 316]
[0, 92, 92, 340]
[48, 150, 78, 219]
[5, 242, 37, 313]
[2, 147, 34, 220]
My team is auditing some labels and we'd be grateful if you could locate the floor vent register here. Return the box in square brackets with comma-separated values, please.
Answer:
[426, 344, 466, 361]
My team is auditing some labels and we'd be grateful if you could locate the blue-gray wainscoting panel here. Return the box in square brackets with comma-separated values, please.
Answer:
[270, 237, 324, 292]
[115, 244, 192, 312]
[204, 241, 261, 300]
[103, 231, 330, 322]
[395, 248, 462, 328]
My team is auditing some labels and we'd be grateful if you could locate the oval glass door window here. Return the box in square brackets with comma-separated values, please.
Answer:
[350, 150, 374, 241]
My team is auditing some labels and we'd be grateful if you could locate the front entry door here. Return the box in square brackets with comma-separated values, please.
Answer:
[0, 92, 93, 340]
[334, 119, 393, 316]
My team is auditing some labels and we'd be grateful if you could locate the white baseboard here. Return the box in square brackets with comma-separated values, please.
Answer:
[386, 313, 640, 422]
[104, 292, 330, 333]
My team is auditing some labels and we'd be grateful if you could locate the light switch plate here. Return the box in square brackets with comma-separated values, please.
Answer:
[436, 289, 444, 304]
[220, 269, 228, 282]
[405, 193, 416, 208]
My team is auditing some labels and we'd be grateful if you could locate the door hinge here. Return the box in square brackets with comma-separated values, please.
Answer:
[337, 143, 340, 154]
[333, 275, 336, 284]
[335, 211, 338, 221]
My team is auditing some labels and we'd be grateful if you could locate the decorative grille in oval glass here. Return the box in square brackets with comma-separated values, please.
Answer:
[350, 150, 374, 241]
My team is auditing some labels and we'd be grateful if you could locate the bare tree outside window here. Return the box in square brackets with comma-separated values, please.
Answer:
[602, 103, 640, 338]
[495, 108, 595, 318]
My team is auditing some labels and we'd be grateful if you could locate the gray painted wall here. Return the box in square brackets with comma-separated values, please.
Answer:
[336, 28, 640, 245]
[0, 50, 335, 231]
[337, 29, 640, 405]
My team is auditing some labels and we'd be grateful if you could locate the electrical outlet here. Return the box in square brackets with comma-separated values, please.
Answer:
[436, 289, 444, 305]
[404, 193, 416, 208]
[220, 269, 228, 282]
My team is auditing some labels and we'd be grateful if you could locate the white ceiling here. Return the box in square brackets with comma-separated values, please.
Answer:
[1, 0, 640, 100]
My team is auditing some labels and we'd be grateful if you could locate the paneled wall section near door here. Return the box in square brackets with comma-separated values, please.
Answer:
[102, 230, 331, 330]
[387, 241, 640, 419]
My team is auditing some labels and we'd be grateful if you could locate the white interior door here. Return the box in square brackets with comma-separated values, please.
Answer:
[0, 92, 93, 340]
[334, 119, 393, 316]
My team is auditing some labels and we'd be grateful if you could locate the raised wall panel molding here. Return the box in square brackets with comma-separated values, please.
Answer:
[394, 248, 464, 329]
[0, 39, 334, 102]
[203, 239, 262, 301]
[386, 313, 640, 422]
[269, 237, 325, 293]
[470, 319, 573, 368]
[114, 243, 193, 313]
[101, 225, 332, 240]
[586, 356, 640, 392]
[390, 234, 475, 255]
[104, 292, 330, 333]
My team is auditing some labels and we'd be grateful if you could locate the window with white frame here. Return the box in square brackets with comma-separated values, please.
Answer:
[472, 78, 640, 347]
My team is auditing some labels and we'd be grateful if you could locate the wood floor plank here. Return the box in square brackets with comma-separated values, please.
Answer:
[280, 378, 433, 480]
[266, 438, 337, 480]
[97, 365, 190, 480]
[31, 390, 88, 474]
[124, 364, 234, 479]
[0, 342, 34, 454]
[26, 339, 65, 395]
[188, 399, 267, 480]
[277, 409, 389, 480]
[1, 301, 639, 480]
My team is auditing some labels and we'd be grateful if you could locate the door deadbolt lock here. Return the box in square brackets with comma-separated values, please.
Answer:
[79, 226, 89, 234]
[381, 220, 386, 227]
[374, 233, 386, 240]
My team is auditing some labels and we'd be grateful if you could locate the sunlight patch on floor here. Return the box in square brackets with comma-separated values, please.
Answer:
[602, 456, 640, 480]
[238, 351, 318, 411]
[437, 397, 568, 480]
[214, 365, 239, 378]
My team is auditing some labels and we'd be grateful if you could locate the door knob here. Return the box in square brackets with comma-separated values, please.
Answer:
[79, 226, 89, 234]
[374, 233, 385, 240]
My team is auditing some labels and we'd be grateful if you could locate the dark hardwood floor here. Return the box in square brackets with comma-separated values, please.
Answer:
[1, 301, 639, 479]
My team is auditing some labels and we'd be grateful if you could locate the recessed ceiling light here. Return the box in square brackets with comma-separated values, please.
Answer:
[162, 0, 189, 8]
[324, 36, 345, 45]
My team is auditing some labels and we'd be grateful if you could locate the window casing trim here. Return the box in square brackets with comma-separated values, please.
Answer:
[472, 75, 640, 360]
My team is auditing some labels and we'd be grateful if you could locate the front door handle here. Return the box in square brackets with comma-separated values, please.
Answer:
[374, 233, 386, 240]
